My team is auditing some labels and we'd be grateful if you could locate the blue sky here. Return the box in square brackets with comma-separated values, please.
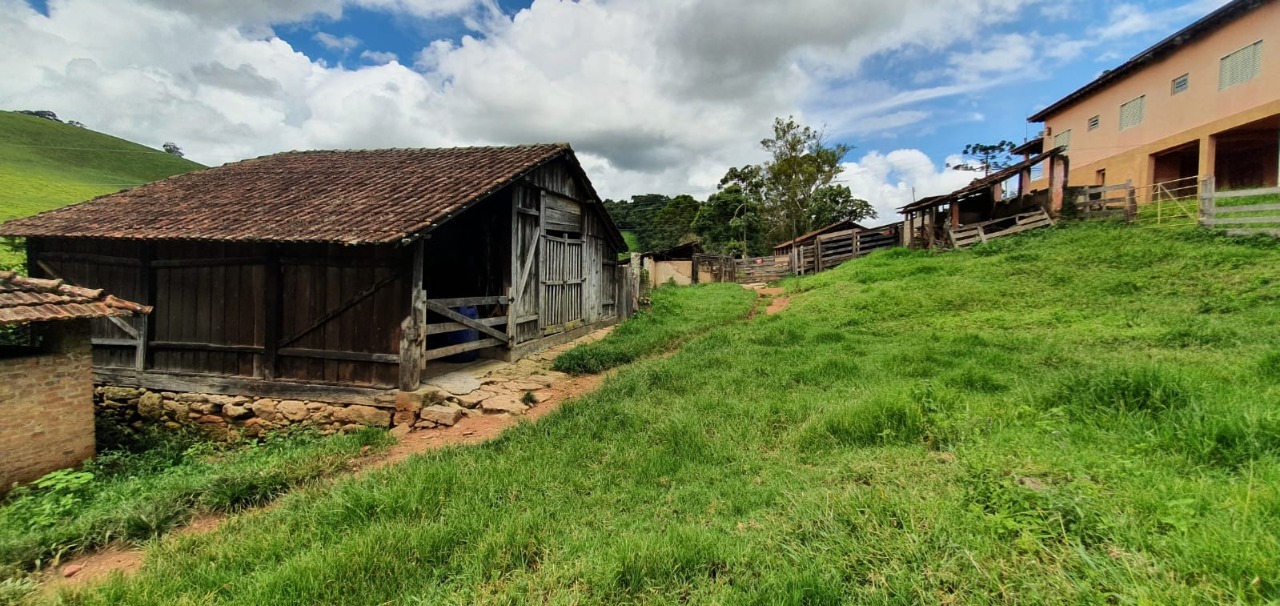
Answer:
[4, 0, 1227, 216]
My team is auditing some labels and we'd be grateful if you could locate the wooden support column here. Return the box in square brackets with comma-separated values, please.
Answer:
[136, 243, 154, 372]
[399, 239, 427, 390]
[262, 247, 282, 380]
[507, 189, 519, 343]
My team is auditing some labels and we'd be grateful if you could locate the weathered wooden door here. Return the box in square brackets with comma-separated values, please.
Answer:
[539, 234, 585, 335]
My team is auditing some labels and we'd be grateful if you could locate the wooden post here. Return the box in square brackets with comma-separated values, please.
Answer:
[1200, 176, 1216, 226]
[814, 238, 823, 273]
[507, 189, 519, 344]
[1126, 180, 1137, 224]
[136, 243, 154, 372]
[399, 240, 427, 391]
[262, 247, 282, 380]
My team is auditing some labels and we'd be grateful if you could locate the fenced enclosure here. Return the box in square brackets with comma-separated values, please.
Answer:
[691, 254, 735, 284]
[793, 225, 900, 274]
[1072, 181, 1137, 221]
[1200, 176, 1280, 236]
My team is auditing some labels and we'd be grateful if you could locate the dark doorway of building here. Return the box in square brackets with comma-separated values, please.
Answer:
[1214, 116, 1279, 191]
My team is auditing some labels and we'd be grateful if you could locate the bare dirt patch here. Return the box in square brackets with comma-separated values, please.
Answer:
[765, 296, 791, 315]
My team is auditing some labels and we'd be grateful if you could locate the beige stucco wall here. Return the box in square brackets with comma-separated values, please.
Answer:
[649, 260, 693, 286]
[1036, 2, 1280, 191]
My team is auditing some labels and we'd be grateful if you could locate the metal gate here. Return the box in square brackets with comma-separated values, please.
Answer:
[539, 234, 585, 335]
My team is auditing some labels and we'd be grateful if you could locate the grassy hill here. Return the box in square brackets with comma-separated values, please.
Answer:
[35, 223, 1280, 603]
[0, 111, 203, 266]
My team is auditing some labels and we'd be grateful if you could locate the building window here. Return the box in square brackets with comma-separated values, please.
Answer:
[1171, 74, 1189, 95]
[1119, 95, 1145, 130]
[1096, 169, 1106, 186]
[1088, 115, 1100, 131]
[1220, 40, 1262, 90]
[1053, 129, 1071, 151]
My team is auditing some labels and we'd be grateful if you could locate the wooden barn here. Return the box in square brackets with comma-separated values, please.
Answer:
[0, 144, 629, 402]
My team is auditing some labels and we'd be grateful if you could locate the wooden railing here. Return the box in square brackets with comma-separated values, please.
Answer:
[1073, 181, 1137, 221]
[423, 295, 510, 361]
[1200, 177, 1280, 237]
[948, 209, 1054, 250]
[794, 225, 900, 275]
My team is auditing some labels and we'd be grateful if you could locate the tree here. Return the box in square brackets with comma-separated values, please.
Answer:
[692, 185, 765, 256]
[649, 194, 701, 251]
[162, 142, 184, 158]
[808, 184, 876, 229]
[722, 117, 853, 245]
[948, 140, 1017, 176]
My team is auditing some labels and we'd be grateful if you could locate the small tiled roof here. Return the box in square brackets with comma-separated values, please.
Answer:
[0, 271, 151, 325]
[0, 144, 580, 245]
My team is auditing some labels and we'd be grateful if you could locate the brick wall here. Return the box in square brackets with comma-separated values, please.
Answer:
[0, 320, 95, 490]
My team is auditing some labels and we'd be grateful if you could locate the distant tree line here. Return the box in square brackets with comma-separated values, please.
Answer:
[605, 116, 876, 257]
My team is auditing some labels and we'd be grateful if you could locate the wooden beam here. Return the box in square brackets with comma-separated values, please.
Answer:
[93, 367, 393, 407]
[280, 347, 399, 364]
[262, 247, 282, 379]
[137, 243, 153, 372]
[426, 316, 508, 335]
[150, 256, 266, 269]
[424, 295, 510, 307]
[424, 300, 510, 342]
[150, 341, 264, 354]
[398, 240, 427, 390]
[38, 251, 140, 267]
[423, 337, 505, 361]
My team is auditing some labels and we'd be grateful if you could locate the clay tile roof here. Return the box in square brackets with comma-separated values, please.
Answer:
[0, 144, 576, 245]
[0, 271, 152, 325]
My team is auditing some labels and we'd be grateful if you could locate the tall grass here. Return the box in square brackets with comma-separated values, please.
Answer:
[55, 222, 1280, 604]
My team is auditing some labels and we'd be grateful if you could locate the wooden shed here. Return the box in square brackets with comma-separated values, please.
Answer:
[0, 144, 629, 402]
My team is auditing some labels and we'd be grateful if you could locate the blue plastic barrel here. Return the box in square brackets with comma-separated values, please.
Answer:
[442, 305, 480, 362]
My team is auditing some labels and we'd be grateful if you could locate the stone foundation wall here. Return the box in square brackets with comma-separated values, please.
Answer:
[95, 387, 405, 441]
[0, 320, 96, 489]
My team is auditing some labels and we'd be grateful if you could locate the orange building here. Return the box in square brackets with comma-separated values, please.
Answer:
[1028, 0, 1279, 200]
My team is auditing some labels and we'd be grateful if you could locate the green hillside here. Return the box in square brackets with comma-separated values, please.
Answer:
[49, 223, 1280, 604]
[0, 111, 203, 266]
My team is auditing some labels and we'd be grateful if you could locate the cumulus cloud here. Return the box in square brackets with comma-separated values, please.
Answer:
[1, 0, 1084, 204]
[840, 150, 982, 220]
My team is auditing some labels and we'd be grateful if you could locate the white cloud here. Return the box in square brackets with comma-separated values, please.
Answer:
[840, 149, 981, 220]
[1, 0, 1060, 206]
[313, 31, 361, 52]
[360, 49, 399, 64]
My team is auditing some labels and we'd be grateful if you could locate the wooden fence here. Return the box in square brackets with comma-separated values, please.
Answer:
[794, 225, 900, 275]
[1073, 181, 1137, 221]
[691, 254, 736, 284]
[1200, 177, 1280, 236]
[735, 255, 792, 284]
[948, 209, 1054, 250]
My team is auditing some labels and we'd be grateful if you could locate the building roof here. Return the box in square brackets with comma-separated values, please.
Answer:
[1028, 0, 1267, 123]
[0, 144, 596, 245]
[773, 219, 867, 251]
[899, 147, 1063, 214]
[1011, 138, 1044, 157]
[644, 240, 704, 260]
[0, 271, 151, 325]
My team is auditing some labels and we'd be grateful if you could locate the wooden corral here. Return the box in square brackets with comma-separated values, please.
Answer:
[901, 147, 1068, 249]
[792, 223, 900, 274]
[1, 145, 630, 403]
[772, 219, 866, 256]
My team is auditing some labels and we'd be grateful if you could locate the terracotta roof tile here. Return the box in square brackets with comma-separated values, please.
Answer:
[0, 144, 574, 245]
[0, 271, 151, 325]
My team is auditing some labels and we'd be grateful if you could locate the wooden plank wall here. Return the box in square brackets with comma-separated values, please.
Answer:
[511, 185, 543, 345]
[32, 237, 407, 389]
[735, 255, 792, 283]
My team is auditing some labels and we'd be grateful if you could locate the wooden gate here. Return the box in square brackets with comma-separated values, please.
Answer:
[539, 234, 585, 335]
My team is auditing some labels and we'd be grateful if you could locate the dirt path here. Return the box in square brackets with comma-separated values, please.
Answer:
[39, 330, 615, 597]
[743, 284, 790, 316]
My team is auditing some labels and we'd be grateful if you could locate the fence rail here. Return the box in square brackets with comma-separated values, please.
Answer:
[1073, 181, 1137, 221]
[794, 225, 900, 274]
[948, 209, 1054, 249]
[1201, 177, 1280, 236]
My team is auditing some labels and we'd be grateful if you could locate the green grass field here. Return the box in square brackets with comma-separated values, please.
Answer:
[0, 111, 202, 268]
[36, 223, 1280, 604]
